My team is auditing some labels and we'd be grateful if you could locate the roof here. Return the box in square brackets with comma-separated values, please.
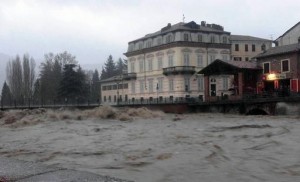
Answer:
[230, 35, 271, 42]
[198, 59, 260, 75]
[100, 75, 123, 83]
[275, 21, 300, 41]
[130, 21, 230, 43]
[255, 43, 300, 58]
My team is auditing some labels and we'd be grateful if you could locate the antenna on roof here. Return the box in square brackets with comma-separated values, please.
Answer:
[183, 14, 185, 23]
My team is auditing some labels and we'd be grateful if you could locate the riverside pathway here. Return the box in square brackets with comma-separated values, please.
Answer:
[0, 157, 133, 182]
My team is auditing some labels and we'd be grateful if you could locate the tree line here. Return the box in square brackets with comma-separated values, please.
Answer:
[1, 52, 127, 106]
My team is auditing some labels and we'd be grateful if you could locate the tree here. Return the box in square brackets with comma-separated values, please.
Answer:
[39, 51, 77, 104]
[6, 55, 23, 104]
[100, 55, 116, 80]
[1, 82, 12, 106]
[58, 64, 88, 103]
[116, 58, 126, 75]
[90, 69, 100, 102]
[22, 54, 36, 101]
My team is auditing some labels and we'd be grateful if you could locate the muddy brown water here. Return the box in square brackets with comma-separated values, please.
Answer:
[0, 106, 300, 182]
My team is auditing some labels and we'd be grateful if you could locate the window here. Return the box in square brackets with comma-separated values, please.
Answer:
[114, 95, 116, 102]
[261, 44, 266, 51]
[209, 54, 216, 64]
[157, 38, 162, 45]
[131, 82, 135, 94]
[252, 44, 256, 52]
[198, 34, 203, 42]
[281, 60, 289, 72]
[234, 57, 242, 61]
[184, 33, 189, 41]
[210, 35, 215, 43]
[157, 78, 163, 92]
[139, 60, 144, 72]
[245, 44, 248, 52]
[148, 79, 153, 93]
[197, 76, 204, 91]
[183, 53, 189, 66]
[222, 55, 228, 61]
[108, 96, 111, 102]
[223, 77, 228, 90]
[166, 35, 172, 43]
[245, 57, 249, 61]
[157, 57, 163, 69]
[184, 77, 190, 91]
[263, 62, 270, 74]
[138, 42, 143, 49]
[103, 96, 106, 102]
[222, 36, 227, 43]
[130, 61, 135, 72]
[146, 41, 152, 48]
[139, 80, 144, 93]
[235, 44, 239, 51]
[169, 79, 174, 91]
[148, 59, 153, 71]
[168, 55, 174, 67]
[197, 54, 203, 67]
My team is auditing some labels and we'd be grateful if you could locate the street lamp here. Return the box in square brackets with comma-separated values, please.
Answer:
[156, 83, 159, 104]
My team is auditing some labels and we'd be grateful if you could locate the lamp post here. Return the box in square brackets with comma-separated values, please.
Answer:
[156, 83, 159, 104]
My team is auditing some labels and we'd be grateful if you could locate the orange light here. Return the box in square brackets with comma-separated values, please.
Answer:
[267, 73, 276, 80]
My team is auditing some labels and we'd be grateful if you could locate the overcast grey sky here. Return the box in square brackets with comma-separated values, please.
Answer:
[0, 0, 299, 66]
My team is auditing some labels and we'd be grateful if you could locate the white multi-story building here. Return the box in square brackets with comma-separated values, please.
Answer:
[122, 21, 231, 102]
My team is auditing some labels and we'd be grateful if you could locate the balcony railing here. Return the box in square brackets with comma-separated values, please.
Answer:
[122, 72, 137, 80]
[163, 66, 196, 76]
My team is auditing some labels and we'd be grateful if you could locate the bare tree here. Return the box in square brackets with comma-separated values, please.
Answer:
[22, 54, 36, 100]
[6, 55, 23, 103]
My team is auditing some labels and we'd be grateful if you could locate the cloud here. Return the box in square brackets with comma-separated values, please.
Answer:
[0, 0, 300, 65]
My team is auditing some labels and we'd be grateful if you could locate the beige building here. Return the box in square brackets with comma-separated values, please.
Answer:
[123, 21, 232, 102]
[230, 35, 272, 61]
[274, 21, 300, 46]
[100, 74, 131, 105]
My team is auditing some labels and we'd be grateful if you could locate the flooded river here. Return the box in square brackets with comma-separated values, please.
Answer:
[0, 106, 300, 182]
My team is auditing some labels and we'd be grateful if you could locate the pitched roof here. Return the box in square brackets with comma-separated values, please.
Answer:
[130, 21, 230, 43]
[225, 60, 259, 69]
[230, 35, 271, 42]
[255, 43, 300, 58]
[198, 59, 260, 75]
[275, 21, 300, 41]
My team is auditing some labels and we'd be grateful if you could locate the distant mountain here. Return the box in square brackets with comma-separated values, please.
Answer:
[0, 53, 10, 88]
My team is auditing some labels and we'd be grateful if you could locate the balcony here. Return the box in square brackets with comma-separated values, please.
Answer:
[163, 66, 196, 76]
[122, 72, 137, 80]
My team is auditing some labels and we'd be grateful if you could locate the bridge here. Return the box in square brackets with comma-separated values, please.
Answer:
[1, 95, 300, 115]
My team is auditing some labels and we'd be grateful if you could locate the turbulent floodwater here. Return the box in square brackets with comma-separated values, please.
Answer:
[0, 106, 300, 182]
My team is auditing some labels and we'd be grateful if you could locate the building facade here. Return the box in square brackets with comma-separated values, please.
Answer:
[256, 43, 300, 95]
[123, 21, 231, 102]
[230, 35, 272, 61]
[275, 22, 300, 46]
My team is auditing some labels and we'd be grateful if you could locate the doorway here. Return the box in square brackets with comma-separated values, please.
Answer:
[210, 84, 216, 96]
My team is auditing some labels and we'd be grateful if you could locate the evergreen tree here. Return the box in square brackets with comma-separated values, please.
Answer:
[100, 55, 116, 80]
[91, 69, 100, 102]
[1, 82, 12, 106]
[116, 58, 127, 75]
[58, 64, 87, 103]
[32, 79, 41, 104]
